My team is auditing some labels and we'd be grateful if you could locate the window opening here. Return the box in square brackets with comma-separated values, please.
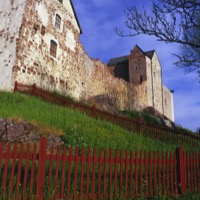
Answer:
[140, 75, 143, 84]
[55, 14, 61, 30]
[50, 40, 57, 58]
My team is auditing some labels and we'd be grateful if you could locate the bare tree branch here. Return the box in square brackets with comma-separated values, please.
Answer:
[116, 0, 200, 79]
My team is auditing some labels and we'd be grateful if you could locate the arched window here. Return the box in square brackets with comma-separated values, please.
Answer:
[55, 14, 61, 30]
[58, 0, 63, 3]
[50, 40, 57, 58]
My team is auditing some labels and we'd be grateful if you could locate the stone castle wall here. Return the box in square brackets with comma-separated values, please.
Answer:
[0, 0, 174, 121]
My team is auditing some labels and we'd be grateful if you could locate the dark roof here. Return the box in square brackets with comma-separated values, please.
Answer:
[70, 0, 82, 34]
[108, 49, 156, 66]
[145, 50, 155, 59]
[107, 55, 129, 66]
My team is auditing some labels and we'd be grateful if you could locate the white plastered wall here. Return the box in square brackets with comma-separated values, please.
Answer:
[0, 0, 26, 91]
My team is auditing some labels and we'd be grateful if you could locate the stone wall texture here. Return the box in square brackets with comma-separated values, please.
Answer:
[0, 0, 174, 121]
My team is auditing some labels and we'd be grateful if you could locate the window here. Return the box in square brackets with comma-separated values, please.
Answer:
[140, 75, 143, 84]
[50, 40, 57, 58]
[165, 98, 167, 106]
[58, 0, 63, 3]
[55, 14, 61, 30]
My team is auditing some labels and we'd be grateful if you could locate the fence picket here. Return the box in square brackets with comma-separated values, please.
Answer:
[109, 149, 113, 199]
[2, 143, 11, 193]
[16, 144, 24, 200]
[97, 148, 102, 199]
[120, 150, 123, 197]
[130, 150, 134, 199]
[166, 152, 170, 196]
[194, 152, 197, 192]
[144, 151, 148, 197]
[9, 143, 17, 195]
[162, 152, 165, 195]
[170, 152, 173, 196]
[114, 149, 118, 199]
[67, 147, 73, 199]
[135, 151, 139, 197]
[23, 143, 30, 198]
[30, 143, 37, 198]
[92, 148, 97, 199]
[61, 147, 66, 198]
[103, 149, 108, 199]
[157, 152, 161, 196]
[149, 152, 153, 197]
[174, 152, 178, 196]
[153, 151, 157, 196]
[47, 145, 54, 196]
[54, 145, 60, 198]
[73, 147, 79, 199]
[80, 147, 85, 200]
[86, 147, 91, 200]
[125, 150, 129, 199]
[139, 151, 143, 196]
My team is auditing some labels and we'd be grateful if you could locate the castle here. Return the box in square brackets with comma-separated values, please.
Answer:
[0, 0, 174, 121]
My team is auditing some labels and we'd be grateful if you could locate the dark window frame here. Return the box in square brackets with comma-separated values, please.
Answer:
[55, 14, 61, 30]
[50, 40, 57, 58]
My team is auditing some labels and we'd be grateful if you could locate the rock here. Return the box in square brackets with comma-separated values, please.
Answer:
[0, 119, 64, 149]
[6, 120, 25, 142]
[47, 134, 64, 149]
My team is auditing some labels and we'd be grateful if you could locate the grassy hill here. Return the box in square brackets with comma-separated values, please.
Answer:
[0, 91, 180, 152]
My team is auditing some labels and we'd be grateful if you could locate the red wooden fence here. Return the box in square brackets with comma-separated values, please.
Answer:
[13, 82, 200, 147]
[0, 138, 199, 199]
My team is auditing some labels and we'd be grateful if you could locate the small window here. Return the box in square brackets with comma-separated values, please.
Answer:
[50, 40, 57, 58]
[154, 72, 156, 78]
[58, 0, 63, 3]
[140, 75, 143, 84]
[165, 98, 167, 106]
[55, 14, 61, 30]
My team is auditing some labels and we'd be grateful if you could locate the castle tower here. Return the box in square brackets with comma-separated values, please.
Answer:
[129, 45, 164, 116]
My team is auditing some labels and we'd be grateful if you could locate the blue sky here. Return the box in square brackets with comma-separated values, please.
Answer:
[73, 0, 200, 132]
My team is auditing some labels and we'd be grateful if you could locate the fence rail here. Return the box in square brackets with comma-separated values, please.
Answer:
[0, 138, 199, 199]
[13, 82, 200, 147]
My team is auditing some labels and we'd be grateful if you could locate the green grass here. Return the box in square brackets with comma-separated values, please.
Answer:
[0, 91, 177, 152]
[121, 110, 160, 125]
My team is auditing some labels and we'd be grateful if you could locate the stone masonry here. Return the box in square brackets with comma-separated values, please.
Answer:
[0, 0, 174, 121]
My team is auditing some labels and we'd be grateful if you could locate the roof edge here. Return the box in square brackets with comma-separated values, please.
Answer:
[70, 0, 82, 34]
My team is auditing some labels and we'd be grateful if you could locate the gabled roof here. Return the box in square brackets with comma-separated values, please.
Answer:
[107, 49, 156, 66]
[145, 50, 155, 59]
[107, 55, 129, 66]
[70, 0, 82, 34]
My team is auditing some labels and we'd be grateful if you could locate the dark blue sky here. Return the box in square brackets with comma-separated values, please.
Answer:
[73, 0, 200, 131]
